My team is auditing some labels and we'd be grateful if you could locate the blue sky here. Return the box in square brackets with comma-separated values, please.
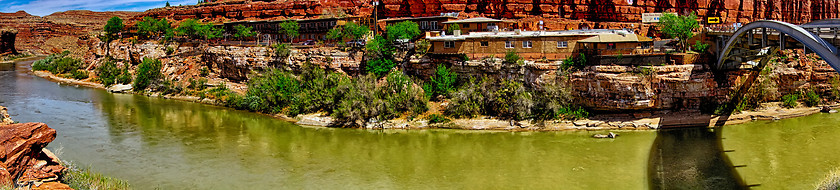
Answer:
[0, 0, 198, 16]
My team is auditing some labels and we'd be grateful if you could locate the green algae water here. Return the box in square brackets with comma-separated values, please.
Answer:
[2, 59, 839, 189]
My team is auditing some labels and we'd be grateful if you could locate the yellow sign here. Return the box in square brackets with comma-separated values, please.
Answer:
[707, 17, 721, 24]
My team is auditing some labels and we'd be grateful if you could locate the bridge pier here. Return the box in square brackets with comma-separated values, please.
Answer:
[761, 28, 767, 48]
[780, 33, 785, 50]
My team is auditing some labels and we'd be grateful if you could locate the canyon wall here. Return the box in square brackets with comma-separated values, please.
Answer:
[0, 10, 140, 55]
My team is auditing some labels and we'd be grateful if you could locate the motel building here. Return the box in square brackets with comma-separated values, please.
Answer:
[426, 29, 654, 61]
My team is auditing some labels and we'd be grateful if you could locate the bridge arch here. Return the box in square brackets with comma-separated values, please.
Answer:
[716, 20, 840, 73]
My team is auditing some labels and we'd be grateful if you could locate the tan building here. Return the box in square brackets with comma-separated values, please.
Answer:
[427, 29, 653, 60]
[442, 17, 515, 34]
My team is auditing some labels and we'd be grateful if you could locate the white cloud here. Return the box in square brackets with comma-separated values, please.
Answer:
[2, 0, 195, 16]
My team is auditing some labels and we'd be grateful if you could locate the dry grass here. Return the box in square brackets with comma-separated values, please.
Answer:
[817, 168, 840, 190]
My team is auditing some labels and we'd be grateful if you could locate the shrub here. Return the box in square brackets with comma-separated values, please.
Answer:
[492, 79, 533, 120]
[245, 70, 300, 113]
[273, 43, 291, 60]
[331, 71, 427, 127]
[504, 50, 521, 64]
[70, 70, 89, 80]
[782, 94, 799, 108]
[427, 114, 450, 124]
[199, 67, 209, 77]
[692, 41, 710, 53]
[133, 58, 163, 92]
[415, 39, 430, 55]
[188, 78, 207, 91]
[446, 24, 460, 35]
[366, 58, 396, 77]
[165, 46, 176, 55]
[96, 60, 132, 87]
[804, 90, 821, 107]
[532, 82, 579, 120]
[422, 64, 458, 99]
[31, 51, 82, 75]
[288, 65, 346, 116]
[561, 53, 587, 71]
[445, 77, 487, 118]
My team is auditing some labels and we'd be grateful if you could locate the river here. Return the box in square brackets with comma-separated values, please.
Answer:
[1, 59, 838, 189]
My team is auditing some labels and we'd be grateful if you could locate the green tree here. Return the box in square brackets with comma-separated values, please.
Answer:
[136, 17, 172, 40]
[423, 64, 458, 99]
[386, 21, 420, 41]
[278, 20, 300, 43]
[176, 19, 199, 38]
[166, 1, 170, 7]
[327, 22, 369, 41]
[366, 58, 396, 77]
[233, 25, 256, 44]
[658, 12, 700, 52]
[102, 16, 124, 42]
[177, 19, 222, 40]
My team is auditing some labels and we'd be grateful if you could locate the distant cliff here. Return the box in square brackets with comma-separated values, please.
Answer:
[0, 10, 140, 55]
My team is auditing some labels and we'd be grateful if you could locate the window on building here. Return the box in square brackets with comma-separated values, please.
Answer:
[463, 23, 470, 28]
[505, 41, 514, 48]
[480, 41, 489, 47]
[523, 41, 532, 48]
[421, 21, 428, 30]
[557, 41, 568, 48]
[431, 21, 438, 30]
[444, 41, 455, 48]
[607, 43, 616, 49]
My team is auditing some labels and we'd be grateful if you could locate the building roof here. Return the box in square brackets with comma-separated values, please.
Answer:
[379, 15, 458, 22]
[427, 29, 648, 41]
[578, 34, 653, 43]
[442, 17, 514, 24]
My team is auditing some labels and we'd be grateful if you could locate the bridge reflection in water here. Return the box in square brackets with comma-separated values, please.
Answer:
[647, 127, 749, 189]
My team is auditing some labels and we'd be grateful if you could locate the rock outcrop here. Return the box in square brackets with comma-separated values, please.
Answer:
[0, 106, 12, 125]
[141, 0, 374, 22]
[0, 107, 69, 188]
[0, 28, 16, 55]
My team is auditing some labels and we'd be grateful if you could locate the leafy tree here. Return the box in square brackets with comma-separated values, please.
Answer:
[658, 12, 700, 52]
[386, 21, 420, 41]
[103, 16, 124, 42]
[136, 17, 172, 40]
[366, 58, 396, 77]
[177, 19, 222, 40]
[446, 24, 460, 35]
[233, 25, 255, 39]
[166, 1, 170, 7]
[327, 22, 369, 41]
[423, 64, 458, 99]
[365, 35, 393, 59]
[278, 20, 300, 42]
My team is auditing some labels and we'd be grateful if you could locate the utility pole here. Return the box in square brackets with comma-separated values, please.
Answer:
[373, 0, 379, 35]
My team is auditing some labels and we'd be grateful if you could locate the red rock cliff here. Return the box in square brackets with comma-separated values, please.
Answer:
[0, 10, 140, 55]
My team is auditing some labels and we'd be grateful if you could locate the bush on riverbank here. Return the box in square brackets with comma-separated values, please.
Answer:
[446, 77, 587, 120]
[61, 163, 130, 190]
[31, 51, 88, 77]
[133, 58, 163, 92]
[222, 65, 428, 127]
[96, 59, 132, 87]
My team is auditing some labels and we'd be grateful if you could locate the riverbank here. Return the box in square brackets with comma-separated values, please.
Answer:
[29, 67, 840, 131]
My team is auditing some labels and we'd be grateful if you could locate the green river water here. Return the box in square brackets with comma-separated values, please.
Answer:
[2, 59, 839, 189]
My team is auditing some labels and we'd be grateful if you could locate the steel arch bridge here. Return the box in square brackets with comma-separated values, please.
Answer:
[716, 20, 840, 73]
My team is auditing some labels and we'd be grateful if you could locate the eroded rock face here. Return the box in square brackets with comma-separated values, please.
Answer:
[0, 122, 64, 186]
[0, 28, 16, 55]
[141, 0, 374, 22]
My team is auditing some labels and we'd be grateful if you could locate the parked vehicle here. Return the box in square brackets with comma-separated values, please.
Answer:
[302, 40, 316, 46]
[346, 39, 365, 47]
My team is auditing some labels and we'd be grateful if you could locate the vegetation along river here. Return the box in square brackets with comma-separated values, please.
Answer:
[2, 59, 839, 189]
